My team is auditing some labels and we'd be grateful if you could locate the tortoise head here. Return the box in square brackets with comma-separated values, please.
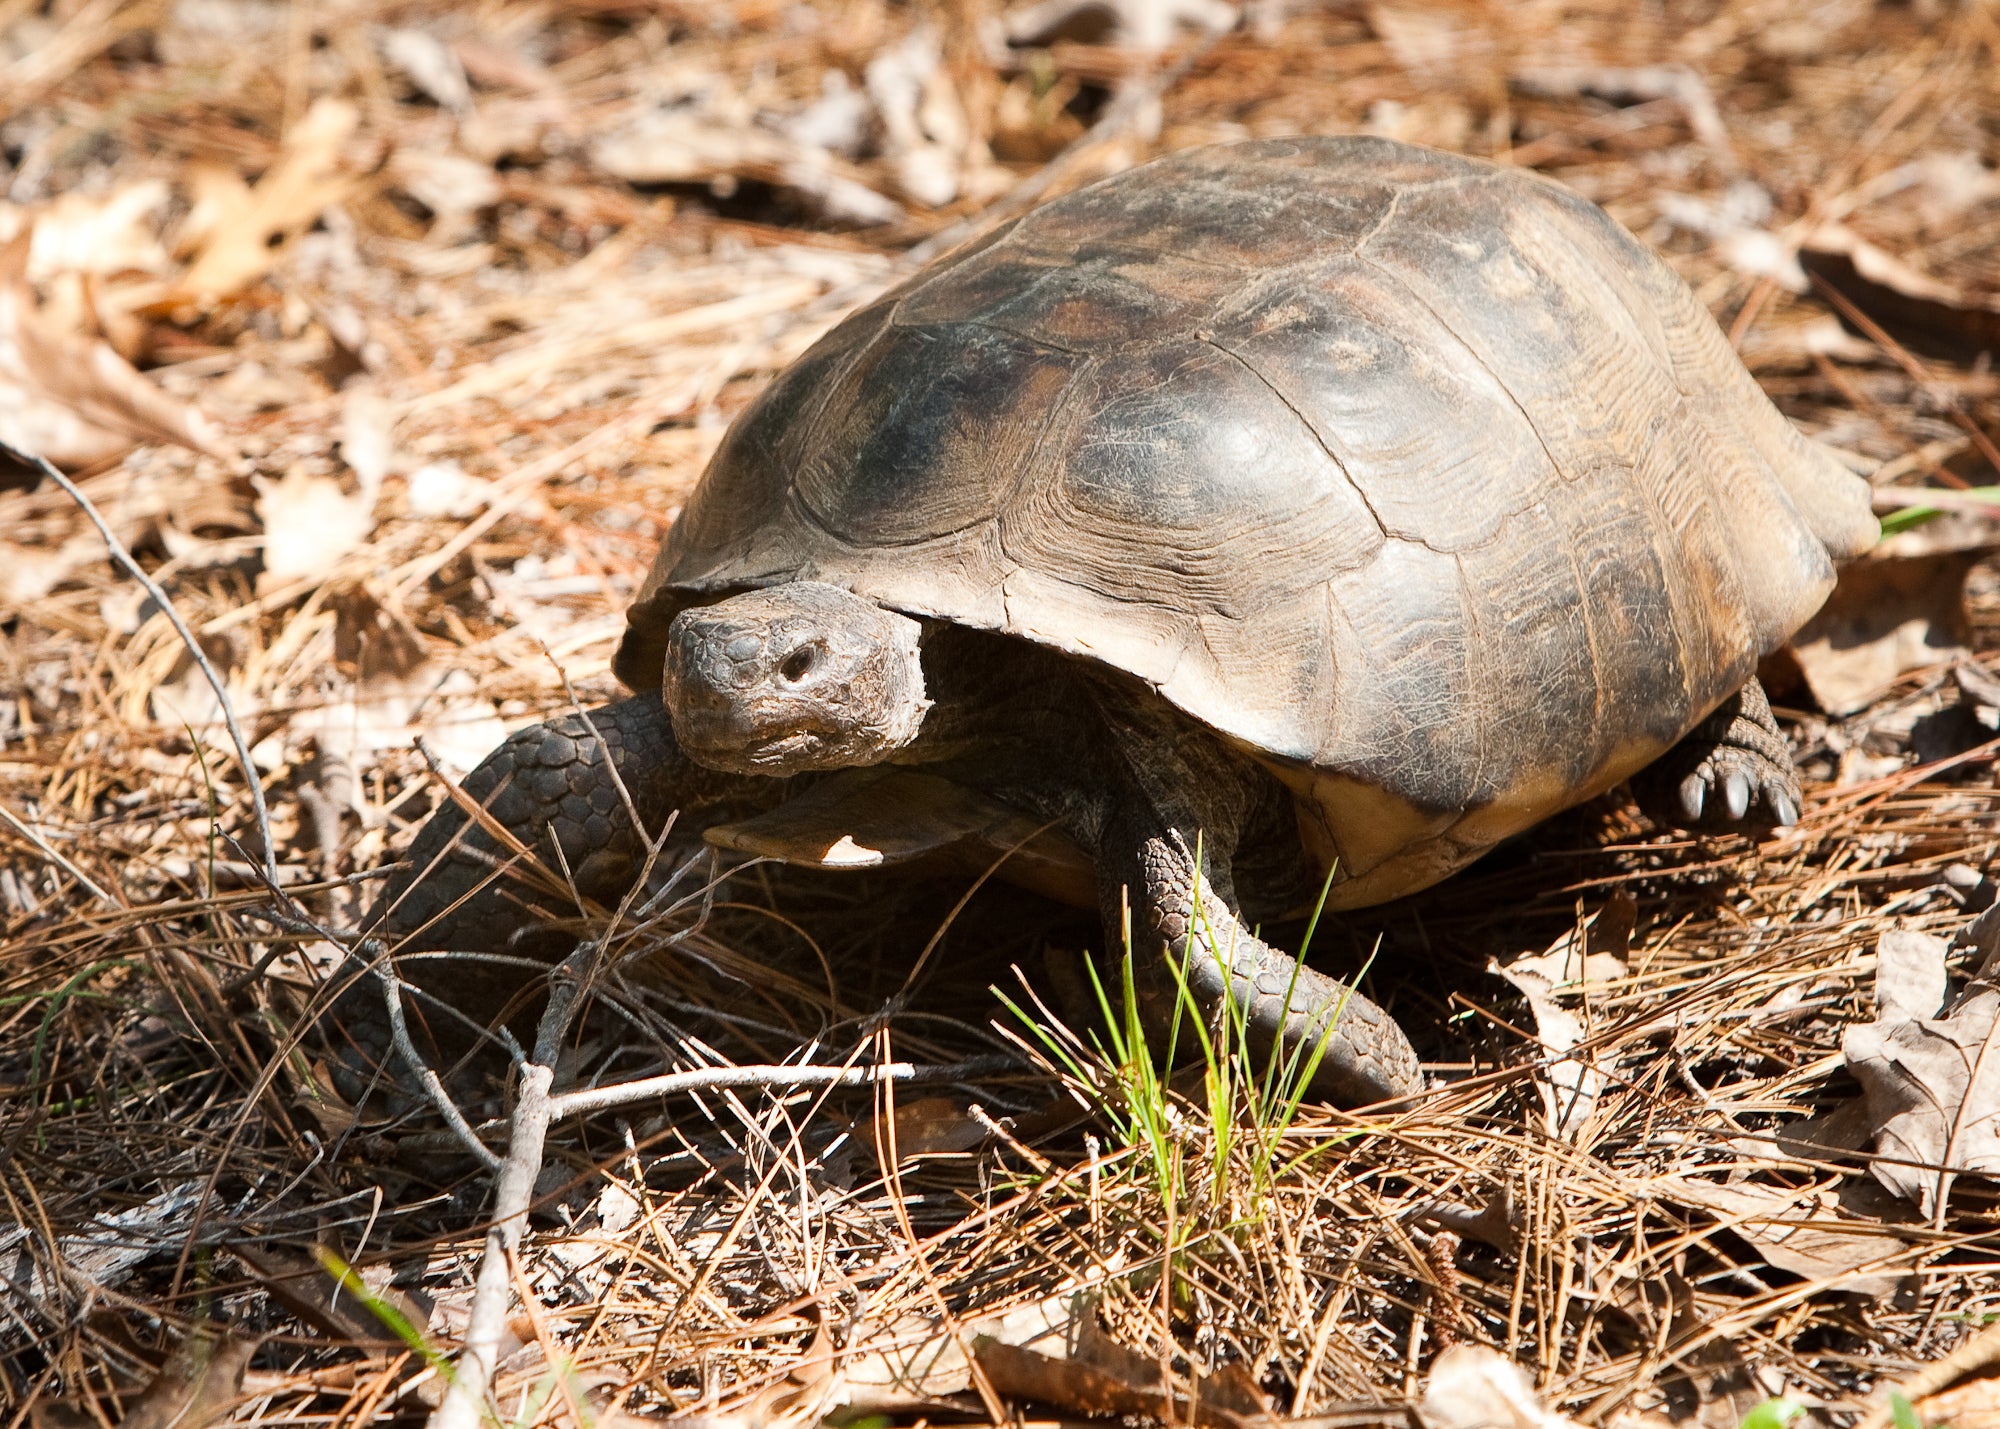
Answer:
[662, 582, 931, 776]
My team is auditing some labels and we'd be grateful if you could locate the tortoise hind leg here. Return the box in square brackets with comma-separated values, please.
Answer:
[1634, 677, 1801, 831]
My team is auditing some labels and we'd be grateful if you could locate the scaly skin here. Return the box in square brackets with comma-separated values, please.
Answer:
[1112, 821, 1426, 1106]
[1632, 678, 1801, 831]
[367, 694, 744, 952]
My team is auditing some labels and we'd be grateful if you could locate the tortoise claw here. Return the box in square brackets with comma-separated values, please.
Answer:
[1767, 787, 1799, 828]
[1722, 770, 1751, 821]
[1678, 771, 1707, 823]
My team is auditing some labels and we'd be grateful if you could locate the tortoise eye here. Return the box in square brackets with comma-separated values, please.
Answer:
[779, 646, 818, 682]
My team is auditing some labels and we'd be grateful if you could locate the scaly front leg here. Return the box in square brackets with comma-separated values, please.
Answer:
[1100, 809, 1426, 1108]
[368, 693, 754, 952]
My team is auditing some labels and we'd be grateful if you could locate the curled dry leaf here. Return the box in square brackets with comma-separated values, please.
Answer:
[1785, 514, 1997, 716]
[1421, 1344, 1582, 1429]
[1650, 1175, 1915, 1299]
[172, 96, 361, 304]
[1491, 921, 1620, 1139]
[1801, 223, 2000, 359]
[0, 279, 233, 470]
[592, 109, 901, 226]
[1842, 925, 2000, 1217]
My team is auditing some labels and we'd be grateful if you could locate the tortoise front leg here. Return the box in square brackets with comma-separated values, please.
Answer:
[367, 693, 755, 953]
[1099, 810, 1426, 1109]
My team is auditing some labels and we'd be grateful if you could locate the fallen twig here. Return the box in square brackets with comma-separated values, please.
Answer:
[544, 1053, 1024, 1124]
[426, 937, 601, 1429]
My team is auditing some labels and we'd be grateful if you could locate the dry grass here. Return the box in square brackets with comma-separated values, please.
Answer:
[3, 0, 2000, 1424]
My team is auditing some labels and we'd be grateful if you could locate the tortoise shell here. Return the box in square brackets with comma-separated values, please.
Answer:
[617, 136, 1876, 907]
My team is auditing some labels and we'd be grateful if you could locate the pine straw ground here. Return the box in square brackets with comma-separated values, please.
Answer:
[4, 0, 2000, 1425]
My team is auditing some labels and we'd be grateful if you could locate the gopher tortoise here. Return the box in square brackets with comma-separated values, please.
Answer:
[369, 136, 1876, 1106]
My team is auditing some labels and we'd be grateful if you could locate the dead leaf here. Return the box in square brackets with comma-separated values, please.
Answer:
[1651, 1175, 1915, 1298]
[1955, 900, 2000, 972]
[783, 71, 874, 159]
[1421, 1185, 1521, 1254]
[173, 96, 361, 303]
[1368, 5, 1499, 83]
[330, 584, 426, 681]
[1492, 945, 1608, 1139]
[1787, 520, 1997, 715]
[389, 149, 502, 240]
[0, 532, 106, 605]
[875, 1095, 988, 1160]
[404, 459, 490, 518]
[1007, 0, 1238, 49]
[1737, 312, 1880, 369]
[1656, 182, 1798, 286]
[2, 1181, 208, 1311]
[1514, 64, 1733, 156]
[1878, 927, 1952, 1023]
[338, 386, 398, 492]
[1508, 895, 1634, 990]
[230, 1243, 380, 1342]
[290, 1061, 361, 1143]
[1658, 1276, 1766, 1429]
[300, 594, 508, 778]
[834, 1287, 1084, 1406]
[973, 1330, 1275, 1429]
[591, 109, 902, 226]
[0, 282, 233, 469]
[1421, 1344, 1581, 1429]
[149, 638, 264, 743]
[27, 180, 172, 282]
[1917, 1373, 2000, 1429]
[864, 28, 966, 208]
[1843, 924, 2000, 1216]
[380, 27, 470, 112]
[94, 1324, 257, 1429]
[1801, 223, 2000, 359]
[253, 465, 376, 589]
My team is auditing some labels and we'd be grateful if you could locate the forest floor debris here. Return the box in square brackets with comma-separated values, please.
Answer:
[4, 1, 2000, 1425]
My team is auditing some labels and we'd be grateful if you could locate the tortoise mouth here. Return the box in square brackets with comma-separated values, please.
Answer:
[676, 718, 843, 777]
[661, 582, 932, 777]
